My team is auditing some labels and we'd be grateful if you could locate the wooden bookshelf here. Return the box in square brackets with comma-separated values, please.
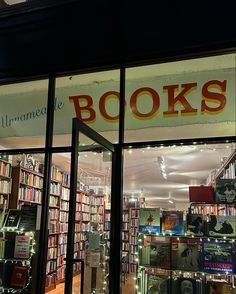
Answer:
[129, 208, 139, 273]
[0, 158, 12, 209]
[9, 165, 43, 209]
[104, 208, 111, 248]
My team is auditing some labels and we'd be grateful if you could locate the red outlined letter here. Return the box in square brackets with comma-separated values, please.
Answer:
[163, 83, 198, 116]
[69, 95, 96, 122]
[99, 91, 120, 121]
[201, 80, 227, 114]
[130, 87, 160, 119]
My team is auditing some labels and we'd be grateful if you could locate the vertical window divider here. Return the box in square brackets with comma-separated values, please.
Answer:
[109, 66, 126, 293]
[37, 75, 56, 294]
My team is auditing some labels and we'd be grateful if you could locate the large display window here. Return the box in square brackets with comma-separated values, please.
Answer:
[0, 52, 235, 294]
[122, 142, 236, 294]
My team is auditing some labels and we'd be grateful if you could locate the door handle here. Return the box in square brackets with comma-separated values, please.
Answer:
[64, 258, 84, 294]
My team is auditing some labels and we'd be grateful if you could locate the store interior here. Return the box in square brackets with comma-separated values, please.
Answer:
[0, 141, 235, 294]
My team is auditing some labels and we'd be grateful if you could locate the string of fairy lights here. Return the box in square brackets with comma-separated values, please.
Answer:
[0, 228, 35, 294]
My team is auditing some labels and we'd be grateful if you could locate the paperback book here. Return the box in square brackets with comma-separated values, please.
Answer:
[161, 211, 184, 235]
[207, 215, 236, 237]
[139, 208, 160, 233]
[202, 240, 235, 274]
[215, 179, 236, 203]
[172, 238, 201, 271]
[140, 236, 171, 269]
[10, 265, 29, 288]
[187, 213, 205, 236]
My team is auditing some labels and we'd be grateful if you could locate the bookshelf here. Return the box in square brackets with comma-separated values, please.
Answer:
[90, 194, 104, 231]
[216, 149, 236, 180]
[75, 191, 91, 262]
[104, 208, 111, 248]
[122, 209, 130, 280]
[0, 159, 12, 209]
[206, 149, 236, 185]
[129, 208, 139, 273]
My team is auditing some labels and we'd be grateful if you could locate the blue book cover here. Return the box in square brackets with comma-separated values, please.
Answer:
[161, 211, 184, 235]
[139, 208, 160, 233]
[202, 240, 234, 274]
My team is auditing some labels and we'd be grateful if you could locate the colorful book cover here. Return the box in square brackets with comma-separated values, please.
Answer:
[172, 238, 201, 271]
[147, 274, 169, 294]
[10, 265, 28, 287]
[140, 236, 171, 269]
[207, 281, 233, 294]
[202, 240, 234, 274]
[207, 215, 236, 237]
[215, 179, 236, 203]
[187, 213, 205, 236]
[161, 211, 184, 235]
[139, 208, 160, 233]
[177, 278, 197, 294]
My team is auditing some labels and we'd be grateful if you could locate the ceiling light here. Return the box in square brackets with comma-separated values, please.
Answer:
[157, 156, 167, 179]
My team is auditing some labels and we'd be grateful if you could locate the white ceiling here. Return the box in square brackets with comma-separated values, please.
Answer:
[123, 143, 235, 209]
[51, 142, 235, 210]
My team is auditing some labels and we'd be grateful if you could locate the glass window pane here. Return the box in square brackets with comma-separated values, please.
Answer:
[125, 53, 236, 142]
[76, 133, 112, 294]
[0, 80, 48, 149]
[122, 142, 236, 293]
[53, 70, 120, 146]
[44, 153, 71, 294]
[0, 152, 45, 293]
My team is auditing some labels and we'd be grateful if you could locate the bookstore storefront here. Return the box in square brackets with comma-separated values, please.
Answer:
[0, 52, 235, 294]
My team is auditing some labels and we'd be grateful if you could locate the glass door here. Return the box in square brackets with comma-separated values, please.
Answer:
[64, 118, 115, 294]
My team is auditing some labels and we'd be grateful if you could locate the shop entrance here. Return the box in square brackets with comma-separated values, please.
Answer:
[64, 118, 115, 294]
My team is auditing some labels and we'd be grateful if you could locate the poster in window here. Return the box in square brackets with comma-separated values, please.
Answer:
[14, 235, 30, 259]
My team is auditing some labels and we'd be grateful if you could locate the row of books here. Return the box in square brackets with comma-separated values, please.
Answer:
[139, 235, 236, 275]
[20, 171, 43, 188]
[0, 180, 11, 194]
[51, 165, 70, 186]
[0, 160, 11, 178]
[190, 203, 236, 216]
[19, 186, 42, 203]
